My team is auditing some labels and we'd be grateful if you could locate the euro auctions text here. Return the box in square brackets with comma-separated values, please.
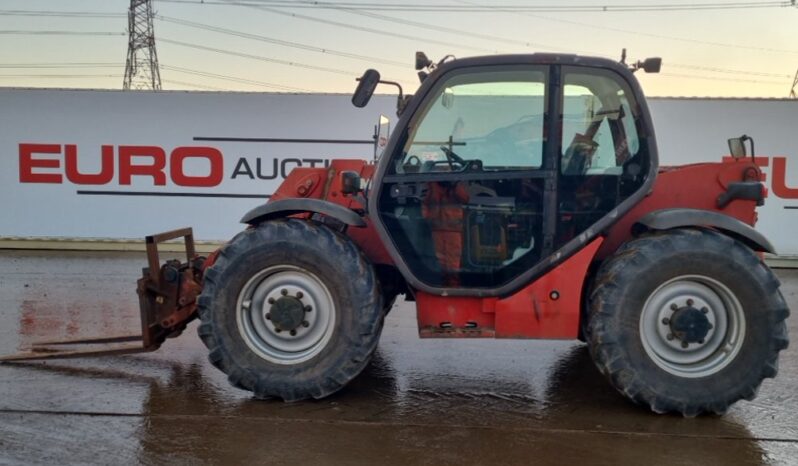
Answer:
[1, 89, 797, 254]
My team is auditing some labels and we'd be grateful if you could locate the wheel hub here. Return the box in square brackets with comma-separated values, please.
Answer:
[236, 267, 335, 365]
[640, 275, 746, 378]
[269, 295, 306, 332]
[669, 305, 712, 344]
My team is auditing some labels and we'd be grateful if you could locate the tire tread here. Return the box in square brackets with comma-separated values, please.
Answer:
[588, 228, 789, 416]
[197, 219, 384, 401]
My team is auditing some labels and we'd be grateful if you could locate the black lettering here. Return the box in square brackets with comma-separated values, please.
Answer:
[231, 157, 254, 179]
[302, 158, 324, 168]
[256, 158, 278, 180]
[280, 158, 302, 178]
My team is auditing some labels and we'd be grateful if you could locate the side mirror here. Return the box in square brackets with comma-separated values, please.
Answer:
[340, 171, 362, 195]
[641, 57, 662, 73]
[728, 135, 754, 158]
[352, 69, 380, 108]
[728, 138, 746, 158]
[442, 88, 454, 109]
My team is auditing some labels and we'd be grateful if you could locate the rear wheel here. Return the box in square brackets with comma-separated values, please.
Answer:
[587, 228, 789, 416]
[197, 219, 384, 401]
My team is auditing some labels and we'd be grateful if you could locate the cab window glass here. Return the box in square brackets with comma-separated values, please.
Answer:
[396, 69, 546, 174]
[561, 74, 641, 175]
[380, 66, 549, 289]
[555, 66, 650, 252]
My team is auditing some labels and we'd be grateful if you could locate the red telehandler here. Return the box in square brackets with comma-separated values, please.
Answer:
[3, 52, 789, 416]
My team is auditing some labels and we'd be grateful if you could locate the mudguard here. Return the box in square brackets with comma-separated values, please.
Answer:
[240, 199, 366, 227]
[634, 208, 775, 254]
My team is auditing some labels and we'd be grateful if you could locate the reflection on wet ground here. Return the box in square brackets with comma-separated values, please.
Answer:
[0, 250, 796, 465]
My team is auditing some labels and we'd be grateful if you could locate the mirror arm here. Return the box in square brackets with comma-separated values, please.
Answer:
[377, 79, 404, 99]
[742, 135, 755, 162]
[375, 79, 410, 116]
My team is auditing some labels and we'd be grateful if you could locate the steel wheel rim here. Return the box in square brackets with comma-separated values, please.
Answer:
[639, 274, 746, 378]
[236, 265, 336, 365]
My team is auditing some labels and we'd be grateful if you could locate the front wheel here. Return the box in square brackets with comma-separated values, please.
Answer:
[588, 228, 789, 416]
[197, 219, 384, 401]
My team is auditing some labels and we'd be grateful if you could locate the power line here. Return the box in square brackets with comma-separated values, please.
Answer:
[324, 7, 559, 51]
[0, 30, 125, 36]
[213, 0, 605, 60]
[160, 38, 355, 77]
[3, 5, 794, 59]
[3, 4, 790, 91]
[668, 63, 792, 79]
[659, 72, 788, 85]
[162, 79, 227, 91]
[210, 0, 499, 54]
[156, 15, 409, 67]
[160, 64, 311, 91]
[0, 63, 123, 69]
[162, 0, 798, 80]
[160, 37, 417, 86]
[5, 8, 416, 70]
[157, 0, 793, 13]
[456, 0, 798, 56]
[0, 74, 123, 78]
[0, 9, 126, 18]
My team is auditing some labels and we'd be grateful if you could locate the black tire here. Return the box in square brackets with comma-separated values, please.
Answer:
[587, 228, 789, 416]
[197, 219, 384, 401]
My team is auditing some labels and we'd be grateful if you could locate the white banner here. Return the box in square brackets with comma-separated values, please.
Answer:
[1, 89, 796, 255]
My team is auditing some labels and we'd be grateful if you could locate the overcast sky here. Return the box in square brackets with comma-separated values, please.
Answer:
[1, 0, 797, 97]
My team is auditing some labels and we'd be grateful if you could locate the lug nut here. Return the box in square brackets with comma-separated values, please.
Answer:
[275, 328, 282, 333]
[662, 317, 670, 325]
[708, 323, 713, 330]
[687, 299, 694, 306]
[681, 341, 689, 349]
[296, 291, 304, 299]
[670, 303, 678, 311]
[265, 313, 271, 320]
[666, 333, 674, 341]
[268, 297, 275, 304]
[305, 305, 312, 313]
[701, 307, 709, 314]
[290, 330, 297, 336]
[302, 320, 309, 327]
[281, 289, 288, 296]
[698, 339, 705, 344]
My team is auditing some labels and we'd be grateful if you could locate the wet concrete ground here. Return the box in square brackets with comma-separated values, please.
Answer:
[0, 250, 796, 465]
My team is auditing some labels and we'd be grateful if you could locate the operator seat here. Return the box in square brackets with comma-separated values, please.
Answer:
[421, 180, 469, 287]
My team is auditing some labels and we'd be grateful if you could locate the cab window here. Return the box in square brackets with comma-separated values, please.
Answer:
[380, 66, 549, 289]
[395, 68, 547, 174]
[555, 66, 650, 251]
[561, 71, 642, 175]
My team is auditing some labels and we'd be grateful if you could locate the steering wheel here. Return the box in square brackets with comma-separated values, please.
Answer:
[405, 155, 421, 167]
[439, 145, 466, 170]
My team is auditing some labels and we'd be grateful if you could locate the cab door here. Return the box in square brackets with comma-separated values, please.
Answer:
[370, 58, 656, 295]
[375, 65, 555, 290]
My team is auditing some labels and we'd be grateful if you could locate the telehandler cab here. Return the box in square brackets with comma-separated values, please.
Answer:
[4, 52, 788, 416]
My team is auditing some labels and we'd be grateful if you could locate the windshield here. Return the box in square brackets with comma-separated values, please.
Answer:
[395, 68, 547, 174]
